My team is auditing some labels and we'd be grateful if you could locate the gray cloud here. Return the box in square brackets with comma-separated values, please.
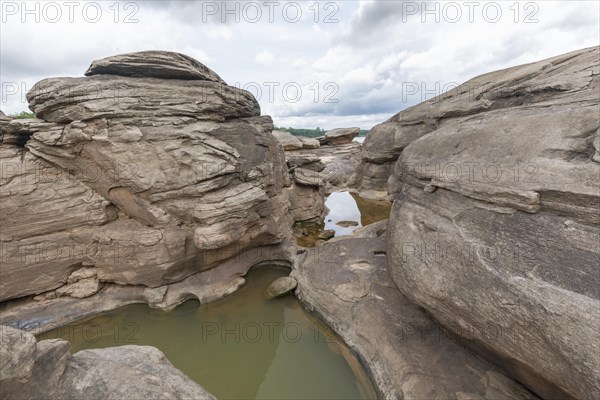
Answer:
[1, 0, 598, 129]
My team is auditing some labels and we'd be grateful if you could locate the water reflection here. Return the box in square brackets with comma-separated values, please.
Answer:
[296, 191, 391, 247]
[325, 192, 363, 236]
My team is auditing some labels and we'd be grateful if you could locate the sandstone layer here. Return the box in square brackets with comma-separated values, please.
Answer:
[0, 51, 293, 304]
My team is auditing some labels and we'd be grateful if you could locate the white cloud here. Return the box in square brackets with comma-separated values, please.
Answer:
[1, 0, 598, 130]
[255, 50, 275, 66]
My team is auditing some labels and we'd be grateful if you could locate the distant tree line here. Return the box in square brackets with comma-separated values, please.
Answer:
[9, 111, 36, 119]
[275, 127, 369, 138]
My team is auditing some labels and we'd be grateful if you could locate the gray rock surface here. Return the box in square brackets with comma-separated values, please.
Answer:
[359, 46, 600, 201]
[293, 238, 537, 400]
[0, 325, 215, 400]
[1, 243, 294, 332]
[272, 130, 304, 150]
[319, 127, 360, 145]
[284, 143, 362, 194]
[266, 276, 297, 298]
[0, 51, 292, 302]
[386, 46, 600, 399]
[283, 149, 328, 223]
[27, 76, 259, 123]
[85, 50, 226, 83]
[58, 346, 216, 400]
[286, 183, 326, 223]
[298, 136, 320, 149]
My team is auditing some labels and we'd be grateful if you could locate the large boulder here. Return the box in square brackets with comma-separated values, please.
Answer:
[84, 50, 226, 83]
[0, 51, 292, 302]
[387, 46, 600, 399]
[319, 127, 360, 145]
[0, 325, 215, 400]
[272, 130, 303, 150]
[358, 46, 600, 200]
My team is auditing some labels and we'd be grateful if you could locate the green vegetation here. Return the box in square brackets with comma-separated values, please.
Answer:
[10, 111, 36, 119]
[275, 127, 325, 138]
[275, 127, 369, 138]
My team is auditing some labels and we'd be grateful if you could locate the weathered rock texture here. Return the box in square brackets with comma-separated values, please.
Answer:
[386, 47, 600, 399]
[318, 127, 360, 145]
[0, 325, 215, 400]
[272, 130, 320, 151]
[1, 244, 293, 333]
[293, 238, 537, 400]
[0, 51, 292, 303]
[359, 46, 600, 201]
[284, 153, 327, 223]
[85, 50, 226, 83]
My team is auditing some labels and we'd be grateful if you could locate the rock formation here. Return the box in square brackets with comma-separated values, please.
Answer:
[0, 51, 293, 306]
[318, 127, 360, 145]
[385, 46, 600, 399]
[0, 325, 215, 400]
[265, 276, 297, 298]
[272, 130, 320, 151]
[293, 236, 537, 400]
[2, 47, 596, 400]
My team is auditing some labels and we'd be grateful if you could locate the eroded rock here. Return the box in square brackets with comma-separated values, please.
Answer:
[85, 50, 226, 83]
[272, 130, 303, 150]
[358, 46, 600, 200]
[386, 46, 600, 399]
[1, 52, 292, 304]
[319, 127, 360, 145]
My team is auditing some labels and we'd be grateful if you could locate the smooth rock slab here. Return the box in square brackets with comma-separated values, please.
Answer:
[27, 76, 260, 123]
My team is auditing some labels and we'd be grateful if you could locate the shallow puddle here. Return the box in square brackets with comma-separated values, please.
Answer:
[39, 267, 377, 400]
[296, 191, 391, 247]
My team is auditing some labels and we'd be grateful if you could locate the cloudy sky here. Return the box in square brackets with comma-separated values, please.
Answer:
[1, 0, 598, 129]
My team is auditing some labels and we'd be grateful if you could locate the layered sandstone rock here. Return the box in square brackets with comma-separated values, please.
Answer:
[386, 47, 600, 399]
[0, 51, 292, 303]
[84, 50, 226, 83]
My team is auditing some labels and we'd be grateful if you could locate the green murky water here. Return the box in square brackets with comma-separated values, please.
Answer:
[39, 267, 377, 400]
